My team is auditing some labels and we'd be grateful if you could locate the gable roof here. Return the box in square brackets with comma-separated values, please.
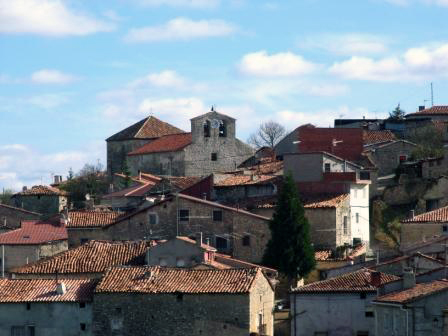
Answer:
[402, 206, 448, 223]
[106, 116, 184, 141]
[0, 278, 96, 303]
[11, 240, 153, 274]
[362, 130, 396, 146]
[128, 133, 192, 156]
[14, 185, 68, 197]
[375, 279, 448, 304]
[67, 210, 126, 228]
[95, 266, 265, 294]
[291, 269, 399, 293]
[190, 110, 235, 121]
[214, 175, 279, 187]
[0, 220, 67, 245]
[408, 105, 448, 116]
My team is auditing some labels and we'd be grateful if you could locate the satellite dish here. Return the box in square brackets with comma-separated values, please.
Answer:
[210, 119, 220, 129]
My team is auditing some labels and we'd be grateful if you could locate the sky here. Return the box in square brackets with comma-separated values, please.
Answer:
[2, 0, 448, 190]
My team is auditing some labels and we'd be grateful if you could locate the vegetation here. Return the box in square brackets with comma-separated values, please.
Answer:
[248, 120, 286, 149]
[388, 104, 406, 120]
[0, 189, 14, 205]
[406, 124, 444, 160]
[262, 173, 315, 280]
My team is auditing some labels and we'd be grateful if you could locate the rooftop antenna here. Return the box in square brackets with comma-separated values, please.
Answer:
[431, 82, 434, 106]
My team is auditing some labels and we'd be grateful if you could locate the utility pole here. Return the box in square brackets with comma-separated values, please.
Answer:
[431, 82, 434, 106]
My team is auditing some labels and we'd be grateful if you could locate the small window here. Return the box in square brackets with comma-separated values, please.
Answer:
[211, 153, 217, 161]
[80, 323, 86, 331]
[365, 311, 374, 318]
[360, 292, 367, 299]
[176, 293, 183, 302]
[343, 216, 348, 235]
[360, 171, 370, 180]
[148, 213, 158, 225]
[443, 225, 448, 232]
[115, 307, 122, 314]
[179, 209, 189, 222]
[219, 120, 227, 137]
[79, 302, 86, 309]
[399, 155, 407, 163]
[203, 120, 210, 138]
[324, 163, 331, 172]
[80, 238, 89, 245]
[176, 258, 185, 267]
[213, 210, 223, 221]
[242, 235, 251, 246]
[356, 213, 359, 224]
[26, 303, 31, 310]
[215, 236, 228, 249]
[28, 326, 35, 336]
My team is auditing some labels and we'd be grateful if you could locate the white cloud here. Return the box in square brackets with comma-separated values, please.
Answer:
[130, 70, 186, 89]
[124, 17, 237, 43]
[238, 51, 317, 77]
[28, 93, 70, 109]
[136, 0, 220, 8]
[299, 33, 388, 55]
[0, 143, 104, 191]
[31, 69, 78, 84]
[0, 0, 114, 36]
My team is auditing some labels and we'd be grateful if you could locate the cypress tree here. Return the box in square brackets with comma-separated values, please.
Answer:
[262, 173, 316, 280]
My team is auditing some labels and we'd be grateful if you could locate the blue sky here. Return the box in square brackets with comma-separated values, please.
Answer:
[1, 0, 448, 190]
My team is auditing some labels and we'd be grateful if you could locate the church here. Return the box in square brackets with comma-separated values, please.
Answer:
[106, 108, 254, 178]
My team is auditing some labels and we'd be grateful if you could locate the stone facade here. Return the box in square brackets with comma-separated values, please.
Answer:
[107, 138, 152, 178]
[0, 204, 41, 230]
[401, 223, 448, 248]
[12, 194, 67, 216]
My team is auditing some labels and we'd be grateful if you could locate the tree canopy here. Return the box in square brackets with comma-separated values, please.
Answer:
[262, 173, 316, 280]
[248, 120, 286, 149]
[389, 104, 406, 120]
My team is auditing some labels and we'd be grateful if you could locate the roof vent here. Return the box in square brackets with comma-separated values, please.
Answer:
[56, 282, 67, 295]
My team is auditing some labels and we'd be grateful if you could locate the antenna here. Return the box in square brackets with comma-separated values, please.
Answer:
[431, 82, 434, 106]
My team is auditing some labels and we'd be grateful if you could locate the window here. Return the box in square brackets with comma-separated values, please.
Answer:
[215, 236, 228, 249]
[360, 292, 367, 299]
[365, 311, 374, 318]
[213, 210, 223, 221]
[211, 153, 217, 161]
[148, 213, 158, 225]
[343, 216, 348, 235]
[28, 327, 35, 336]
[179, 209, 189, 222]
[203, 120, 210, 137]
[242, 235, 251, 246]
[79, 302, 86, 309]
[176, 293, 183, 302]
[219, 120, 227, 137]
[80, 324, 86, 331]
[426, 199, 439, 212]
[80, 238, 89, 245]
[26, 303, 31, 310]
[359, 171, 370, 180]
[176, 258, 185, 267]
[324, 163, 331, 172]
[443, 225, 448, 233]
[356, 213, 359, 224]
[399, 155, 407, 163]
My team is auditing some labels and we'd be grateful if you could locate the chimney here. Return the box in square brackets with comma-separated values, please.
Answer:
[196, 232, 203, 247]
[403, 268, 416, 289]
[370, 271, 382, 287]
[419, 105, 425, 111]
[56, 282, 67, 295]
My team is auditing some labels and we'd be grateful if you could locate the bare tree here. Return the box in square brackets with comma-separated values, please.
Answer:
[248, 121, 286, 149]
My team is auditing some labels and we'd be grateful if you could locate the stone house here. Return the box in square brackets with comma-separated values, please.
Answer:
[106, 115, 184, 178]
[0, 220, 67, 272]
[93, 266, 274, 336]
[373, 275, 448, 336]
[0, 278, 95, 336]
[284, 151, 371, 248]
[290, 269, 400, 336]
[11, 240, 153, 280]
[0, 203, 41, 232]
[12, 185, 68, 216]
[126, 109, 254, 177]
[400, 205, 448, 248]
[109, 193, 271, 263]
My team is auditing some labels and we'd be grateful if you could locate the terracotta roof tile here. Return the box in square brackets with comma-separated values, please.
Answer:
[167, 176, 202, 190]
[410, 105, 448, 116]
[175, 236, 217, 251]
[0, 278, 96, 303]
[95, 266, 263, 294]
[315, 244, 366, 261]
[402, 206, 448, 223]
[0, 220, 67, 245]
[363, 130, 396, 146]
[246, 160, 284, 175]
[375, 280, 448, 304]
[107, 116, 184, 141]
[11, 240, 154, 274]
[14, 185, 68, 196]
[128, 133, 192, 155]
[292, 269, 399, 293]
[67, 210, 126, 228]
[303, 193, 349, 209]
[215, 175, 278, 187]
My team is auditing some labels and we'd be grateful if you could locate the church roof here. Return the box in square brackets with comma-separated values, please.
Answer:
[106, 116, 184, 141]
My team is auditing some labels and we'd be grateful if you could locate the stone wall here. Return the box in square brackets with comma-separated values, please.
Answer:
[12, 195, 67, 216]
[400, 223, 446, 248]
[0, 302, 92, 336]
[107, 139, 151, 177]
[368, 141, 417, 176]
[67, 228, 109, 247]
[93, 293, 251, 336]
[249, 273, 275, 336]
[127, 150, 186, 176]
[0, 205, 41, 230]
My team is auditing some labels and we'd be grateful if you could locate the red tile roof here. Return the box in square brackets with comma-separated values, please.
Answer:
[107, 116, 185, 141]
[292, 269, 399, 293]
[103, 182, 157, 199]
[410, 105, 448, 116]
[375, 279, 448, 304]
[0, 220, 67, 245]
[175, 236, 217, 252]
[128, 133, 192, 155]
[0, 278, 96, 303]
[213, 253, 277, 274]
[67, 210, 126, 228]
[215, 175, 278, 187]
[303, 193, 349, 209]
[315, 244, 366, 261]
[95, 266, 265, 294]
[363, 130, 396, 146]
[168, 176, 203, 190]
[11, 240, 154, 274]
[402, 206, 448, 223]
[14, 185, 68, 196]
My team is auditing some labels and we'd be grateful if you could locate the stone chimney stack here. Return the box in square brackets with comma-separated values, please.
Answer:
[403, 268, 416, 289]
[196, 232, 203, 247]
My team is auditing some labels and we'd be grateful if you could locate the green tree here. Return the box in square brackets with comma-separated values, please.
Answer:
[0, 189, 14, 205]
[262, 173, 316, 280]
[121, 159, 132, 189]
[406, 124, 444, 160]
[389, 104, 406, 120]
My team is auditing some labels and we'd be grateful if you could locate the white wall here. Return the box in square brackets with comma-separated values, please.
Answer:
[350, 183, 370, 247]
